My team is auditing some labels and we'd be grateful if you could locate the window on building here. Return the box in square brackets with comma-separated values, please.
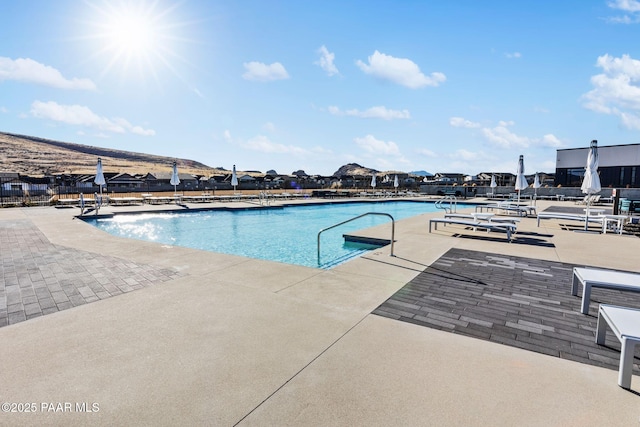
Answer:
[566, 168, 584, 186]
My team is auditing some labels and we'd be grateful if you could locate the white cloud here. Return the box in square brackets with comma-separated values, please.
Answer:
[0, 106, 7, 113]
[606, 0, 640, 23]
[242, 61, 290, 81]
[0, 57, 96, 90]
[608, 0, 640, 12]
[581, 54, 640, 128]
[30, 101, 155, 135]
[355, 50, 446, 89]
[329, 105, 410, 120]
[354, 134, 401, 155]
[416, 148, 437, 157]
[453, 149, 477, 161]
[244, 135, 307, 154]
[481, 121, 531, 149]
[540, 134, 563, 147]
[505, 52, 522, 59]
[620, 111, 640, 129]
[449, 116, 481, 128]
[315, 45, 339, 76]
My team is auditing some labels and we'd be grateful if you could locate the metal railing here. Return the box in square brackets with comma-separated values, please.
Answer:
[435, 195, 457, 213]
[317, 212, 395, 266]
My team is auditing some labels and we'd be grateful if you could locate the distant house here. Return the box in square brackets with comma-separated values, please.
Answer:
[238, 174, 256, 184]
[0, 174, 50, 194]
[76, 172, 119, 189]
[107, 173, 143, 189]
[433, 173, 466, 184]
[143, 171, 198, 189]
[476, 172, 516, 187]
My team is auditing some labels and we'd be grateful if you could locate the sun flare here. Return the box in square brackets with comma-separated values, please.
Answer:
[107, 11, 156, 55]
[83, 0, 189, 81]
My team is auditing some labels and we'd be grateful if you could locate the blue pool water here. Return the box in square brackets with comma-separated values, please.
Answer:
[85, 201, 464, 268]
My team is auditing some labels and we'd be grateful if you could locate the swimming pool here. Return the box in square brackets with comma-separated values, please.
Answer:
[85, 201, 466, 268]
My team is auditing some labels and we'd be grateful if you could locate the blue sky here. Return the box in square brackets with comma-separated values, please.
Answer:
[1, 0, 640, 176]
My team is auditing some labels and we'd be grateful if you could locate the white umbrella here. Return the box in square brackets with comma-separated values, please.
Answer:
[533, 173, 542, 205]
[170, 161, 180, 194]
[581, 140, 601, 231]
[231, 165, 239, 192]
[514, 155, 528, 204]
[394, 175, 399, 191]
[490, 174, 497, 197]
[371, 173, 377, 191]
[94, 158, 106, 211]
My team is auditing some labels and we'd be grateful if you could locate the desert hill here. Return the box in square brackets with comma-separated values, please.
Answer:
[0, 132, 224, 176]
[1, 132, 411, 179]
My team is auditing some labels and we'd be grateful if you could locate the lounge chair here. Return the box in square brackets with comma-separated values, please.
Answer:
[537, 211, 624, 233]
[596, 304, 640, 389]
[444, 213, 521, 225]
[571, 267, 640, 314]
[537, 211, 585, 226]
[429, 218, 517, 242]
[476, 202, 536, 217]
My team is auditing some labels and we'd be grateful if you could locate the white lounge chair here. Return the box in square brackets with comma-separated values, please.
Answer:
[444, 213, 521, 225]
[429, 218, 517, 242]
[571, 267, 640, 314]
[476, 202, 536, 217]
[596, 304, 640, 389]
[537, 211, 585, 226]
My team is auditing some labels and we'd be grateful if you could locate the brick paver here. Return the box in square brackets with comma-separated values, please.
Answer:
[373, 248, 640, 374]
[0, 219, 184, 327]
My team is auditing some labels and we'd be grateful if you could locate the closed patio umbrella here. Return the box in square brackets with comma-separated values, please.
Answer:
[533, 173, 541, 205]
[371, 173, 376, 191]
[490, 174, 497, 197]
[94, 158, 106, 212]
[514, 155, 528, 204]
[581, 140, 601, 231]
[394, 175, 399, 193]
[231, 165, 238, 192]
[170, 161, 180, 194]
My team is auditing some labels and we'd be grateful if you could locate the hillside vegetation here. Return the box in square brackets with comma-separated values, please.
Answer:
[0, 132, 224, 176]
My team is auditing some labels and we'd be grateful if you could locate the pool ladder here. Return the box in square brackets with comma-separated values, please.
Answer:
[317, 212, 395, 266]
[435, 195, 457, 213]
[258, 191, 271, 206]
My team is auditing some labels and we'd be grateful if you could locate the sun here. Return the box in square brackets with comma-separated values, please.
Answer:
[82, 0, 188, 81]
[107, 9, 156, 55]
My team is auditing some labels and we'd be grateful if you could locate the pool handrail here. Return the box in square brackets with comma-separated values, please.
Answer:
[435, 195, 457, 213]
[317, 212, 395, 265]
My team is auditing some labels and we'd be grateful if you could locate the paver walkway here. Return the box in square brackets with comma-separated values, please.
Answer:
[0, 219, 184, 327]
[373, 248, 640, 374]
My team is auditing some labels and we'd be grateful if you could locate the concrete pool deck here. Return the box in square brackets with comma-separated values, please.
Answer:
[0, 198, 638, 425]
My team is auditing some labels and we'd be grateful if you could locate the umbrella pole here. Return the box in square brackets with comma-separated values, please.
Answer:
[585, 198, 590, 231]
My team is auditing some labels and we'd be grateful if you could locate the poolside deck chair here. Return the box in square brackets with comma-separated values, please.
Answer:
[484, 202, 535, 217]
[571, 267, 640, 314]
[596, 304, 640, 389]
[429, 218, 517, 242]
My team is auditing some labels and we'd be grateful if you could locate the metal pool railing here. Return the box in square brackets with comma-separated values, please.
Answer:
[317, 212, 395, 266]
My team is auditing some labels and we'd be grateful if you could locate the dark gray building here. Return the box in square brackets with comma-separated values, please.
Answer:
[555, 143, 640, 188]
